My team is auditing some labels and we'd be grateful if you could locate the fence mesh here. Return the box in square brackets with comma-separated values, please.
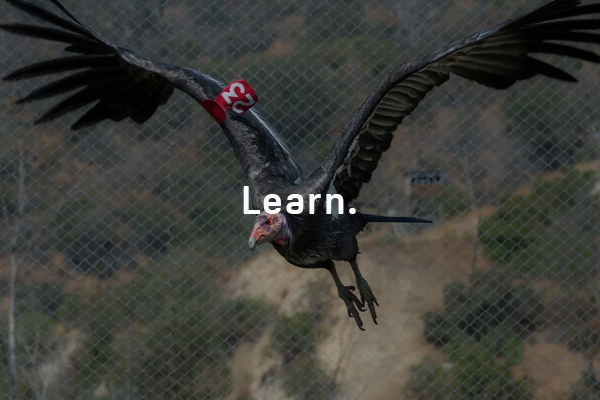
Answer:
[2, 0, 600, 399]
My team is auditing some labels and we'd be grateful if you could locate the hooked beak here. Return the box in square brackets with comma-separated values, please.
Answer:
[248, 227, 266, 251]
[248, 235, 258, 251]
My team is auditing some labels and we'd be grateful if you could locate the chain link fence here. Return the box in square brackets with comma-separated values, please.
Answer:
[2, 0, 600, 399]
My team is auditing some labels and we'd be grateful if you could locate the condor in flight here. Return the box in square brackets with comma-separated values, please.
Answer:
[3, 0, 600, 330]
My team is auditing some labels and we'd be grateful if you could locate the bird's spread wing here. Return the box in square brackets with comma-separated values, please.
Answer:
[326, 0, 600, 202]
[1, 0, 303, 186]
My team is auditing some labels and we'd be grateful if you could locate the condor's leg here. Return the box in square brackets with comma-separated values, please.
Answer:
[349, 259, 379, 324]
[320, 260, 366, 331]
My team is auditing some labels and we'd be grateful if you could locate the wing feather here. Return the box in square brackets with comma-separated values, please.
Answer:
[2, 0, 304, 187]
[319, 0, 600, 202]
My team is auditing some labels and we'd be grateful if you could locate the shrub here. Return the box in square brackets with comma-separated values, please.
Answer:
[281, 354, 336, 400]
[510, 226, 597, 281]
[406, 334, 531, 400]
[116, 200, 182, 255]
[190, 191, 246, 236]
[59, 291, 130, 343]
[479, 195, 548, 262]
[447, 334, 531, 400]
[273, 312, 317, 363]
[112, 265, 271, 399]
[480, 170, 599, 280]
[0, 312, 58, 397]
[134, 297, 232, 399]
[423, 311, 462, 346]
[70, 335, 116, 391]
[15, 281, 64, 317]
[424, 273, 543, 344]
[53, 198, 122, 277]
[158, 158, 212, 199]
[404, 357, 454, 400]
[504, 85, 599, 171]
[219, 297, 274, 343]
[417, 184, 471, 219]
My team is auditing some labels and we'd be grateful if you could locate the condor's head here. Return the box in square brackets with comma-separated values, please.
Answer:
[248, 211, 290, 250]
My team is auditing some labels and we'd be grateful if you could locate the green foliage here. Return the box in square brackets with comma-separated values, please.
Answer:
[156, 155, 246, 238]
[59, 290, 130, 342]
[273, 312, 317, 362]
[190, 191, 246, 236]
[404, 357, 454, 400]
[281, 354, 336, 400]
[134, 296, 233, 399]
[53, 198, 122, 277]
[51, 262, 272, 399]
[113, 260, 217, 322]
[446, 334, 531, 400]
[509, 226, 597, 281]
[15, 281, 64, 317]
[406, 334, 531, 400]
[530, 169, 597, 212]
[480, 170, 599, 280]
[417, 184, 471, 219]
[220, 297, 274, 343]
[479, 194, 548, 262]
[424, 273, 543, 345]
[116, 200, 186, 255]
[0, 312, 59, 398]
[158, 157, 221, 199]
[107, 265, 268, 398]
[52, 196, 204, 276]
[504, 85, 599, 170]
[70, 335, 116, 390]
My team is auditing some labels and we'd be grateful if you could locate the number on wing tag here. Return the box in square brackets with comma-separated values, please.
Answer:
[200, 79, 258, 125]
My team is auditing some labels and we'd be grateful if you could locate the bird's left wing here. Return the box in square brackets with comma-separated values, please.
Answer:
[304, 0, 600, 202]
[1, 0, 303, 186]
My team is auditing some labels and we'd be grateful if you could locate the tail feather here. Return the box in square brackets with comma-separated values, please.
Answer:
[362, 214, 432, 224]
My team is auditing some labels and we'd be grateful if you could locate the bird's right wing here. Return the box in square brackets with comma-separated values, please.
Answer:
[1, 0, 303, 186]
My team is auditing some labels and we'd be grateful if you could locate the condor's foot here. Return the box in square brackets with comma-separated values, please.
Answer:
[326, 261, 366, 331]
[350, 260, 379, 325]
[337, 284, 366, 331]
[356, 278, 379, 324]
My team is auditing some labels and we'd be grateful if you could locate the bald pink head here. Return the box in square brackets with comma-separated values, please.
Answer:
[248, 211, 288, 250]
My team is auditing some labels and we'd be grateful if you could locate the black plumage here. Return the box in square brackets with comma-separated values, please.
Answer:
[4, 0, 600, 329]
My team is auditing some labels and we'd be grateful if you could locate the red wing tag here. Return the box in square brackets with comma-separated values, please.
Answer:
[201, 79, 258, 124]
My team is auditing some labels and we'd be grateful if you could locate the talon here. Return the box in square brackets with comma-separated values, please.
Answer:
[357, 279, 379, 325]
[338, 285, 365, 330]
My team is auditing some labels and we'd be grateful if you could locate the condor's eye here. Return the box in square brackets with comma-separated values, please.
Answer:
[267, 218, 273, 226]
